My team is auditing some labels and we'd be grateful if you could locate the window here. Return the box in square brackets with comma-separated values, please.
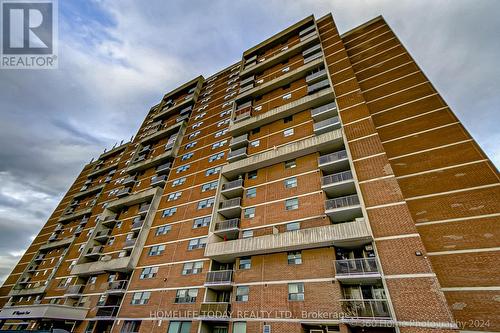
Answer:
[284, 177, 297, 188]
[197, 198, 215, 209]
[246, 188, 256, 198]
[188, 131, 200, 139]
[284, 159, 296, 169]
[286, 222, 300, 231]
[181, 153, 193, 161]
[206, 166, 222, 176]
[131, 291, 151, 305]
[247, 170, 257, 179]
[121, 321, 141, 333]
[188, 237, 207, 250]
[175, 289, 198, 303]
[218, 119, 230, 127]
[220, 109, 231, 117]
[284, 115, 293, 123]
[167, 321, 191, 333]
[168, 192, 182, 201]
[285, 198, 299, 211]
[215, 128, 228, 138]
[239, 257, 251, 270]
[209, 152, 225, 162]
[288, 251, 302, 265]
[201, 181, 218, 192]
[250, 140, 260, 147]
[193, 216, 211, 229]
[252, 127, 260, 134]
[283, 93, 292, 100]
[84, 322, 96, 333]
[282, 66, 290, 73]
[107, 237, 115, 246]
[288, 283, 304, 301]
[212, 140, 227, 149]
[182, 261, 203, 275]
[89, 276, 97, 284]
[244, 207, 255, 219]
[155, 225, 171, 236]
[176, 164, 190, 173]
[172, 178, 186, 187]
[254, 105, 263, 112]
[192, 121, 203, 129]
[242, 230, 253, 239]
[194, 112, 206, 120]
[162, 207, 177, 217]
[185, 141, 197, 150]
[140, 266, 158, 279]
[283, 128, 294, 137]
[236, 286, 249, 302]
[148, 245, 165, 256]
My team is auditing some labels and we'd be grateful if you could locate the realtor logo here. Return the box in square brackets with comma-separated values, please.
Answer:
[1, 0, 58, 68]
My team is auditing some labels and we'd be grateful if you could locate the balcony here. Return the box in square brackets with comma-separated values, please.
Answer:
[124, 238, 137, 249]
[340, 299, 391, 321]
[334, 258, 381, 283]
[131, 219, 144, 230]
[321, 170, 356, 197]
[229, 134, 249, 150]
[221, 179, 244, 198]
[8, 284, 47, 297]
[64, 284, 84, 297]
[156, 162, 172, 175]
[150, 175, 167, 187]
[205, 220, 371, 262]
[33, 254, 44, 262]
[313, 116, 341, 135]
[311, 101, 338, 121]
[138, 204, 150, 216]
[199, 302, 231, 318]
[39, 236, 75, 251]
[325, 195, 362, 223]
[227, 147, 248, 163]
[318, 150, 349, 173]
[58, 207, 92, 223]
[205, 270, 233, 290]
[122, 176, 136, 187]
[140, 120, 184, 145]
[48, 233, 58, 241]
[88, 162, 118, 178]
[85, 246, 103, 259]
[126, 148, 176, 174]
[101, 215, 119, 227]
[230, 88, 335, 136]
[233, 105, 252, 123]
[94, 229, 112, 243]
[306, 68, 327, 84]
[105, 280, 128, 294]
[54, 224, 63, 232]
[222, 128, 343, 178]
[213, 218, 240, 240]
[218, 198, 242, 219]
[95, 305, 120, 318]
[116, 187, 132, 198]
[73, 184, 105, 200]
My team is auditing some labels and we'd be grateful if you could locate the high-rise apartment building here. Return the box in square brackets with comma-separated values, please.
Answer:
[0, 13, 498, 333]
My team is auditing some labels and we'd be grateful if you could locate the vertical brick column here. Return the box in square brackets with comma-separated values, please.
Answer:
[316, 14, 456, 331]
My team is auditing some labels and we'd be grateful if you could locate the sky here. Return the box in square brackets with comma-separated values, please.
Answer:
[0, 0, 499, 284]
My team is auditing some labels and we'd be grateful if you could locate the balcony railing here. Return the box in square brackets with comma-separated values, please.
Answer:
[222, 179, 243, 192]
[205, 270, 233, 286]
[306, 68, 327, 83]
[311, 101, 337, 118]
[156, 162, 172, 175]
[131, 220, 144, 230]
[325, 195, 360, 210]
[151, 175, 167, 187]
[318, 150, 348, 166]
[101, 215, 119, 227]
[139, 204, 150, 215]
[124, 238, 137, 248]
[106, 280, 128, 293]
[233, 106, 252, 122]
[65, 284, 84, 296]
[214, 218, 240, 232]
[314, 116, 340, 133]
[340, 299, 391, 319]
[219, 198, 241, 210]
[122, 176, 136, 186]
[307, 78, 330, 94]
[322, 171, 353, 186]
[334, 258, 379, 277]
[116, 187, 132, 198]
[230, 134, 249, 149]
[85, 246, 103, 257]
[95, 305, 120, 318]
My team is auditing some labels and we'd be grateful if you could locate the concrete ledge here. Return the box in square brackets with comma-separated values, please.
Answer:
[230, 88, 335, 136]
[140, 121, 184, 145]
[58, 208, 92, 223]
[205, 219, 371, 262]
[106, 187, 158, 211]
[8, 285, 47, 297]
[39, 236, 75, 251]
[88, 162, 118, 178]
[71, 256, 132, 276]
[0, 304, 88, 321]
[73, 184, 105, 200]
[222, 129, 343, 178]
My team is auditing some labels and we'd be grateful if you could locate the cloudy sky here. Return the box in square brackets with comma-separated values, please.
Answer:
[0, 0, 499, 284]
